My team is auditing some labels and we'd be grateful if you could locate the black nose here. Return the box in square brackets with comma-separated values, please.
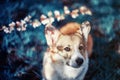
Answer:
[75, 58, 83, 66]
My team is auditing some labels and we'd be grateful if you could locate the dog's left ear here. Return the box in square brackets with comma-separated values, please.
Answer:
[81, 21, 91, 41]
[45, 24, 60, 47]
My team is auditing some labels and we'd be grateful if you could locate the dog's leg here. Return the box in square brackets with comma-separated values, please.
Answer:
[43, 62, 59, 80]
[43, 53, 61, 80]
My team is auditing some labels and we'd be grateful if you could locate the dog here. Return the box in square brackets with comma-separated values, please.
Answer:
[42, 21, 91, 80]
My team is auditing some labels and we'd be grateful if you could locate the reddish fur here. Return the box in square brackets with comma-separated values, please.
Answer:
[60, 22, 80, 35]
[87, 34, 93, 57]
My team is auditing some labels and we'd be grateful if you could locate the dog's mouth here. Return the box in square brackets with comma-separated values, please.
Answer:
[66, 63, 80, 68]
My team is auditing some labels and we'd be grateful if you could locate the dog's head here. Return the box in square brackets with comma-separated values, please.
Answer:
[45, 21, 91, 68]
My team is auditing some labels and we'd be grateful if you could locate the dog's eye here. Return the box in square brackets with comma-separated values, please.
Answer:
[79, 46, 84, 50]
[64, 47, 71, 51]
[57, 46, 63, 51]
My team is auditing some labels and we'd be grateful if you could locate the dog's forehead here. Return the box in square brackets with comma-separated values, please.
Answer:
[56, 35, 72, 46]
[56, 34, 84, 46]
[72, 35, 83, 45]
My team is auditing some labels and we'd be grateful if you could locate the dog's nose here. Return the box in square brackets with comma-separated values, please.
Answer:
[75, 58, 83, 66]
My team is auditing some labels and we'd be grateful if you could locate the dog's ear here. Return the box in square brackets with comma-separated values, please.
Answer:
[45, 24, 60, 47]
[81, 21, 91, 41]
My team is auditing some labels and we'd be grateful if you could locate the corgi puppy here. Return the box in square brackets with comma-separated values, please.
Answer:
[42, 21, 91, 80]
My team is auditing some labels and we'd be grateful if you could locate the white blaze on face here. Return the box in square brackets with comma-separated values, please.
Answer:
[68, 35, 84, 66]
[72, 35, 86, 58]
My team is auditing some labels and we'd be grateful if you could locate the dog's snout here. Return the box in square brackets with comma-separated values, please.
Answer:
[75, 58, 83, 66]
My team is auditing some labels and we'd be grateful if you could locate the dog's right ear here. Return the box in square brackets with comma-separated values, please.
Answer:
[45, 24, 60, 47]
[81, 21, 91, 42]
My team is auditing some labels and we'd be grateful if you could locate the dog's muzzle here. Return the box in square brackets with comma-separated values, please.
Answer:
[66, 57, 84, 68]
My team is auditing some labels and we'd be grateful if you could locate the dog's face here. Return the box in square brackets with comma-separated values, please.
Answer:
[55, 34, 86, 68]
[45, 22, 91, 68]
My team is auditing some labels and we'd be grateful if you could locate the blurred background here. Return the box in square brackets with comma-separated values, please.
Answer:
[0, 0, 120, 80]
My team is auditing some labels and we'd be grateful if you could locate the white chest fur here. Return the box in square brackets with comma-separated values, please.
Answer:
[43, 52, 88, 80]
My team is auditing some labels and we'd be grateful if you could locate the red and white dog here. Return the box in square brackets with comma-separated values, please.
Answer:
[42, 21, 91, 80]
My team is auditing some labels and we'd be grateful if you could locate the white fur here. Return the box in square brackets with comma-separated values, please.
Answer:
[43, 51, 88, 80]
